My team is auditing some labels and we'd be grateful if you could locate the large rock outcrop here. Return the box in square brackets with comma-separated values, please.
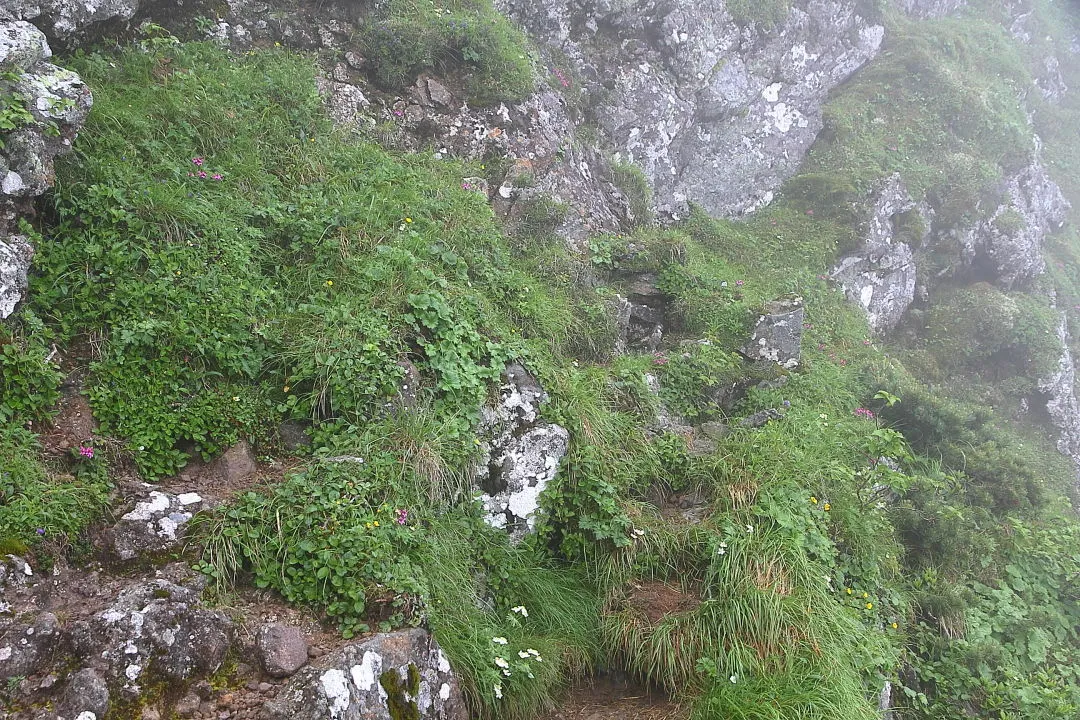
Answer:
[0, 0, 141, 44]
[496, 0, 883, 217]
[0, 19, 91, 318]
[263, 629, 467, 720]
[1039, 315, 1080, 486]
[474, 364, 569, 541]
[958, 145, 1069, 289]
[832, 174, 926, 334]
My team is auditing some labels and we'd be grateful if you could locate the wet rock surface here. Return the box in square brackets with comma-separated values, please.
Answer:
[263, 629, 467, 720]
[475, 364, 570, 541]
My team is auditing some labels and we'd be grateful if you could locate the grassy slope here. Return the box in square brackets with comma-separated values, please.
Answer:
[1, 3, 1079, 720]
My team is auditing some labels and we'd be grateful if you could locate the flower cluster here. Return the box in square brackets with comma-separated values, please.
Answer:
[395, 508, 409, 525]
[188, 157, 223, 181]
[853, 407, 875, 420]
[552, 67, 571, 88]
[78, 445, 95, 459]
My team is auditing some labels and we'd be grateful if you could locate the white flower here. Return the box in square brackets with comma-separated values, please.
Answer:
[631, 528, 646, 539]
[494, 685, 503, 699]
[494, 657, 509, 669]
[519, 651, 530, 659]
[511, 605, 528, 617]
[716, 548, 727, 556]
[526, 649, 540, 657]
[729, 674, 737, 684]
[502, 668, 512, 676]
[492, 637, 508, 645]
[746, 525, 754, 533]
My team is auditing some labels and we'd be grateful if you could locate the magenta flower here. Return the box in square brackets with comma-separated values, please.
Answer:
[212, 174, 223, 181]
[853, 408, 875, 420]
[78, 446, 94, 459]
[192, 157, 204, 166]
[396, 508, 409, 525]
[198, 171, 207, 179]
[735, 280, 744, 286]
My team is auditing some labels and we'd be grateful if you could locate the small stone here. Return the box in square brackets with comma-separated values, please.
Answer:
[257, 682, 273, 692]
[175, 692, 201, 717]
[426, 78, 454, 108]
[208, 440, 257, 483]
[141, 707, 162, 720]
[38, 673, 58, 689]
[256, 624, 308, 678]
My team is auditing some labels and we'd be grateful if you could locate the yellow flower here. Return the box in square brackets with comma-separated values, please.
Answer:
[810, 496, 818, 504]
[846, 588, 853, 595]
[405, 217, 413, 223]
[373, 521, 380, 527]
[862, 592, 869, 598]
[891, 622, 898, 629]
[283, 386, 290, 392]
[866, 602, 873, 610]
[326, 280, 333, 286]
[232, 396, 240, 402]
[823, 503, 831, 511]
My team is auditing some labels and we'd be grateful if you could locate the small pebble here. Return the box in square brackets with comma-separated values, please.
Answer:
[257, 682, 273, 692]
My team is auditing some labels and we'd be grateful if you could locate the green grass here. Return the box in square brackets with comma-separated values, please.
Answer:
[7, 6, 1080, 720]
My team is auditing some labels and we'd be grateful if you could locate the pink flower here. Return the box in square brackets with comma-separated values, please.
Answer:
[192, 157, 204, 166]
[396, 508, 409, 525]
[78, 446, 94, 459]
[198, 171, 207, 179]
[735, 280, 744, 286]
[212, 174, 223, 181]
[853, 408, 875, 420]
[806, 209, 814, 216]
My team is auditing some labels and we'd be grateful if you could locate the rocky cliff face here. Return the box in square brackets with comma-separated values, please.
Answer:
[0, 19, 91, 318]
[831, 174, 926, 335]
[496, 0, 883, 218]
[0, 0, 140, 44]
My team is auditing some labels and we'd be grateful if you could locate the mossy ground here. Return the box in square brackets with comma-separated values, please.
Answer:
[3, 3, 1080, 720]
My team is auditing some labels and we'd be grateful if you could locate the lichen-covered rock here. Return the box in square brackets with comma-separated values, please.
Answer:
[111, 489, 210, 561]
[1039, 315, 1080, 486]
[0, 234, 33, 318]
[497, 0, 883, 218]
[831, 174, 925, 334]
[56, 668, 110, 720]
[1036, 54, 1068, 103]
[1, 0, 141, 43]
[740, 297, 805, 368]
[69, 579, 234, 691]
[960, 147, 1069, 289]
[257, 623, 310, 679]
[0, 20, 91, 316]
[262, 629, 467, 720]
[475, 364, 569, 541]
[0, 611, 59, 682]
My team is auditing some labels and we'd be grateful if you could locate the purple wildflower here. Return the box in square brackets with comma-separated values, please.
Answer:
[192, 157, 204, 167]
[78, 446, 94, 459]
[212, 174, 223, 181]
[396, 508, 409, 525]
